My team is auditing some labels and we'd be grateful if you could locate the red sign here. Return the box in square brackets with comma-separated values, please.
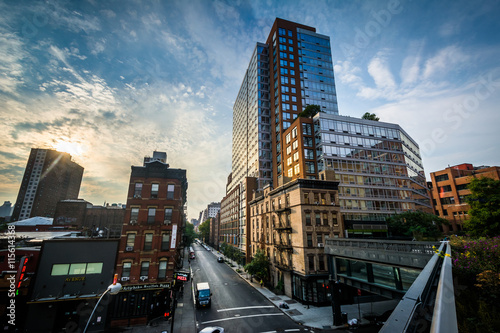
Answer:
[357, 289, 361, 296]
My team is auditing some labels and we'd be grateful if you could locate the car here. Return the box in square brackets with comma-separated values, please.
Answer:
[217, 257, 224, 263]
[198, 326, 224, 333]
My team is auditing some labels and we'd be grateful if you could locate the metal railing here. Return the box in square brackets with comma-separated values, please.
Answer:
[379, 241, 458, 333]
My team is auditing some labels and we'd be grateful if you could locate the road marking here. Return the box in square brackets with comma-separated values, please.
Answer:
[217, 305, 275, 312]
[200, 313, 284, 324]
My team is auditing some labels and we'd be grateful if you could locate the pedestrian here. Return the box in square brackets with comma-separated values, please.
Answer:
[260, 279, 263, 288]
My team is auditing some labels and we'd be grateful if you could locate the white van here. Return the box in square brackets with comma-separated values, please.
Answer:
[195, 282, 211, 308]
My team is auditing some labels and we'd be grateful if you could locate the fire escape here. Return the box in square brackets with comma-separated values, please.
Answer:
[273, 201, 293, 271]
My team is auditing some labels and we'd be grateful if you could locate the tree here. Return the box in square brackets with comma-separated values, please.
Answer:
[198, 219, 210, 243]
[465, 177, 500, 237]
[183, 222, 198, 245]
[244, 249, 269, 281]
[298, 104, 321, 118]
[361, 112, 380, 121]
[386, 211, 447, 240]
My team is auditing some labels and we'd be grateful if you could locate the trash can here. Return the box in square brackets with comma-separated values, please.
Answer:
[342, 312, 348, 324]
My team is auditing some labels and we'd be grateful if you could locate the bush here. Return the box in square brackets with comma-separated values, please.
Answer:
[451, 236, 500, 332]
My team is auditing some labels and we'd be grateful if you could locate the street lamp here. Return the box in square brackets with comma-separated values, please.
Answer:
[83, 274, 122, 333]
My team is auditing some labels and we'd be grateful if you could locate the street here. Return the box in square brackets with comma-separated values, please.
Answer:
[191, 242, 313, 333]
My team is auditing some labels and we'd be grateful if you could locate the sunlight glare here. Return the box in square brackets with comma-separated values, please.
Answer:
[53, 140, 85, 157]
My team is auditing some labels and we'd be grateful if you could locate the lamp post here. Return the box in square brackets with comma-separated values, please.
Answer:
[83, 274, 122, 333]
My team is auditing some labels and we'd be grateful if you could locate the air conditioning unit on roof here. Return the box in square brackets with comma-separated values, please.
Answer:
[318, 243, 324, 248]
[130, 220, 137, 225]
[140, 276, 148, 281]
[121, 277, 129, 281]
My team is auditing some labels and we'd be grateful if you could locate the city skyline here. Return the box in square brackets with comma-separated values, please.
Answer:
[1, 0, 499, 220]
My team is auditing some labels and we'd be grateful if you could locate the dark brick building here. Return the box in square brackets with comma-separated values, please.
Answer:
[12, 149, 84, 221]
[110, 152, 187, 327]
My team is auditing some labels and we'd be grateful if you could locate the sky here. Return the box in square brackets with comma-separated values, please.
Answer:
[1, 0, 499, 221]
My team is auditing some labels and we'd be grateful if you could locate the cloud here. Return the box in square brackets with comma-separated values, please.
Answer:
[0, 31, 26, 95]
[422, 45, 469, 79]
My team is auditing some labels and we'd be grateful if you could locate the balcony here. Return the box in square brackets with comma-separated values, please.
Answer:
[275, 205, 291, 213]
[274, 243, 293, 252]
[274, 223, 292, 232]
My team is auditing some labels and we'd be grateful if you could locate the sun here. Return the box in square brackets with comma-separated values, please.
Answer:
[53, 140, 85, 157]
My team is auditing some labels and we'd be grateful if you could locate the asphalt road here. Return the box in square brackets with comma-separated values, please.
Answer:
[191, 242, 312, 333]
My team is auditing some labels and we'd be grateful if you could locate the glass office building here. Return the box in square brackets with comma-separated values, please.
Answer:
[315, 113, 432, 237]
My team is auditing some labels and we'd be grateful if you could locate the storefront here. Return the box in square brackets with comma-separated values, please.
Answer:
[292, 273, 331, 306]
[109, 282, 171, 327]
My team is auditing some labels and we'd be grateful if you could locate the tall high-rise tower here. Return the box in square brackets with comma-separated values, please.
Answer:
[12, 148, 84, 221]
[222, 18, 431, 262]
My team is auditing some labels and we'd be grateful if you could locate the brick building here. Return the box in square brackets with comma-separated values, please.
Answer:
[110, 152, 187, 327]
[430, 163, 500, 232]
[54, 199, 125, 237]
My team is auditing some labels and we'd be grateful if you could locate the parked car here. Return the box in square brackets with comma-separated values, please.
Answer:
[199, 327, 224, 333]
[217, 257, 224, 263]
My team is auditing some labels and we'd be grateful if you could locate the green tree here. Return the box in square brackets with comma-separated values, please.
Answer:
[386, 211, 447, 240]
[361, 112, 380, 121]
[465, 177, 500, 237]
[298, 104, 321, 118]
[184, 222, 197, 245]
[244, 249, 269, 281]
[198, 219, 210, 243]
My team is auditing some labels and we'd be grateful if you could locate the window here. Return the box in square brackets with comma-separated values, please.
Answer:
[122, 262, 132, 277]
[435, 174, 449, 182]
[167, 184, 175, 199]
[162, 232, 171, 251]
[287, 157, 292, 166]
[134, 183, 142, 197]
[51, 264, 69, 276]
[126, 233, 136, 247]
[288, 168, 293, 177]
[323, 213, 328, 225]
[315, 213, 321, 225]
[292, 140, 298, 150]
[319, 256, 325, 271]
[144, 233, 153, 250]
[293, 152, 299, 161]
[69, 263, 87, 275]
[140, 261, 150, 277]
[286, 146, 292, 155]
[130, 207, 139, 221]
[86, 263, 103, 274]
[306, 213, 311, 225]
[291, 126, 297, 138]
[164, 208, 173, 223]
[158, 260, 167, 279]
[308, 256, 315, 271]
[307, 233, 313, 247]
[151, 183, 159, 198]
[294, 164, 300, 175]
[317, 234, 323, 244]
[148, 208, 156, 223]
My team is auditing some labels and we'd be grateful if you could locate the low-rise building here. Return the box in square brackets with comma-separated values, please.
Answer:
[248, 170, 341, 305]
[429, 163, 500, 232]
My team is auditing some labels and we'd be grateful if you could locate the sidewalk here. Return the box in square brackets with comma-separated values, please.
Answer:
[214, 247, 399, 331]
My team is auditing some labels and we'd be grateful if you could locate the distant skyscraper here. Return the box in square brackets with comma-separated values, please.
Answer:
[12, 148, 84, 221]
